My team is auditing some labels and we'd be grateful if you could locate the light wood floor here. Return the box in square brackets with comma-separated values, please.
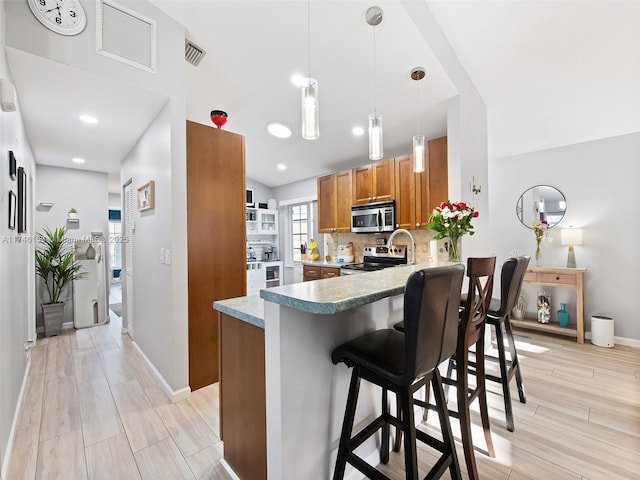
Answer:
[6, 313, 231, 480]
[6, 318, 640, 479]
[374, 332, 640, 480]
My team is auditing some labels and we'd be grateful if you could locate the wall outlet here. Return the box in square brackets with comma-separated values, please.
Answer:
[165, 249, 171, 265]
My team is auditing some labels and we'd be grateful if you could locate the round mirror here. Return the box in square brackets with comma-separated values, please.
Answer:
[516, 185, 566, 229]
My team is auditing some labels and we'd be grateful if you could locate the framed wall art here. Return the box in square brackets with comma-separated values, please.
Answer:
[8, 190, 16, 230]
[137, 180, 155, 211]
[17, 166, 26, 233]
[9, 150, 16, 180]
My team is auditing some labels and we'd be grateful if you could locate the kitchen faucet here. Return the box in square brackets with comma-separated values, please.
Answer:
[387, 228, 415, 265]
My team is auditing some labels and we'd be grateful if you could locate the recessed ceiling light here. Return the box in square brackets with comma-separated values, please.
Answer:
[72, 157, 86, 164]
[291, 74, 305, 87]
[277, 164, 287, 170]
[352, 126, 365, 136]
[267, 122, 292, 138]
[79, 115, 98, 124]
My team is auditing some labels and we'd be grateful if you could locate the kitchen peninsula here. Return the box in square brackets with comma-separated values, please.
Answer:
[214, 260, 451, 480]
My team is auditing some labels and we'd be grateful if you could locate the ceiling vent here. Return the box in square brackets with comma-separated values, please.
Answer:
[185, 40, 206, 66]
[97, 0, 156, 73]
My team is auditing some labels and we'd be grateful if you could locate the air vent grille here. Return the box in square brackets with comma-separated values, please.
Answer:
[185, 40, 206, 66]
[98, 0, 156, 73]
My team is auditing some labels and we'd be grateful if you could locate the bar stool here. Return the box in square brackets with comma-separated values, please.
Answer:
[331, 265, 465, 480]
[483, 255, 530, 432]
[394, 257, 496, 480]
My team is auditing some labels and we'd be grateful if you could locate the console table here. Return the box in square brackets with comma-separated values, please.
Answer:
[510, 266, 586, 343]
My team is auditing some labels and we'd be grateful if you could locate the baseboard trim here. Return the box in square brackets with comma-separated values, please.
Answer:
[1, 355, 32, 479]
[131, 341, 191, 403]
[220, 459, 241, 480]
[584, 332, 640, 348]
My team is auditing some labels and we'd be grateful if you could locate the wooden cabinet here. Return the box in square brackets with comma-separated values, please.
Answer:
[352, 158, 395, 204]
[187, 121, 246, 390]
[394, 155, 417, 230]
[303, 265, 340, 282]
[318, 170, 352, 233]
[510, 266, 586, 343]
[394, 136, 448, 230]
[416, 136, 448, 228]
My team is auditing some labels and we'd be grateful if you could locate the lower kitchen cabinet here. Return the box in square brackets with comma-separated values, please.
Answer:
[303, 265, 340, 282]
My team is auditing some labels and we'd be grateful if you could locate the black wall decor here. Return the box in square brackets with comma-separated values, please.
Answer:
[17, 167, 26, 233]
[9, 150, 16, 180]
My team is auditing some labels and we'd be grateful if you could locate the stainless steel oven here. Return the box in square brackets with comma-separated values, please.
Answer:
[340, 244, 407, 275]
[351, 200, 395, 233]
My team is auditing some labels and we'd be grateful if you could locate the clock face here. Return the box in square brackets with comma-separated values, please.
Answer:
[27, 0, 87, 36]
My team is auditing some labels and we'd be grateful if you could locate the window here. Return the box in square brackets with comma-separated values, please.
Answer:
[108, 210, 122, 276]
[285, 200, 318, 265]
[291, 204, 309, 262]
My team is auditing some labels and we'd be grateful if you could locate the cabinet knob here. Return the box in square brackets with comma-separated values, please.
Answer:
[416, 222, 420, 227]
[327, 272, 335, 277]
[556, 276, 560, 280]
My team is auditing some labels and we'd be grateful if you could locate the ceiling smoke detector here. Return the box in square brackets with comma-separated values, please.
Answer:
[365, 6, 383, 27]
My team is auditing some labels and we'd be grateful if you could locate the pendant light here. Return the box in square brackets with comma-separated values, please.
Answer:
[301, 0, 319, 140]
[366, 6, 383, 160]
[411, 67, 426, 172]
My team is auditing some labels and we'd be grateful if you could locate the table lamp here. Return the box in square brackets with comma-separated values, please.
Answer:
[561, 227, 583, 268]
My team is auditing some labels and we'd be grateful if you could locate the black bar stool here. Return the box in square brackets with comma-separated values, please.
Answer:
[394, 257, 497, 480]
[331, 265, 465, 480]
[484, 256, 530, 432]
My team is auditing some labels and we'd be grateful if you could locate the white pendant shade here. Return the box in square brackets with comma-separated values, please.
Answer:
[413, 135, 425, 172]
[301, 78, 319, 140]
[368, 113, 383, 160]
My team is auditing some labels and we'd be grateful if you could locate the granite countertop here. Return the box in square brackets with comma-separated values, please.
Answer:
[215, 261, 452, 327]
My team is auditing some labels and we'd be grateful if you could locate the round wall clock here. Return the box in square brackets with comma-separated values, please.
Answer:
[27, 0, 87, 36]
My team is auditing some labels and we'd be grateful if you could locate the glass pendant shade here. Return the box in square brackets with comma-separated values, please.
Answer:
[413, 135, 425, 172]
[368, 113, 383, 160]
[301, 78, 319, 140]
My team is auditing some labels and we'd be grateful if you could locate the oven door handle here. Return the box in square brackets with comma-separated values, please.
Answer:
[377, 209, 382, 230]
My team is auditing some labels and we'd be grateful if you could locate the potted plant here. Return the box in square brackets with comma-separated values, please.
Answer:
[67, 208, 78, 220]
[35, 226, 86, 337]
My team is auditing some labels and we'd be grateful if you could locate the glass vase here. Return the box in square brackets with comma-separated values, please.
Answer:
[558, 303, 569, 328]
[537, 291, 550, 323]
[535, 242, 543, 266]
[447, 236, 461, 262]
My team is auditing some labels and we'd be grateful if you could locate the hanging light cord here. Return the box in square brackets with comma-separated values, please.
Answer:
[416, 78, 421, 135]
[307, 0, 311, 78]
[373, 25, 378, 114]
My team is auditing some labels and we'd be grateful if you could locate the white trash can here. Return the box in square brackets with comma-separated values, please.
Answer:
[591, 315, 614, 347]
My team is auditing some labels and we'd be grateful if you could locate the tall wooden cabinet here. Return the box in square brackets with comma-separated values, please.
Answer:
[394, 136, 448, 230]
[187, 121, 246, 391]
[318, 169, 352, 233]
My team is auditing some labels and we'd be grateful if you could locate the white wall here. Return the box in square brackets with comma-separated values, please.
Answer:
[489, 132, 640, 341]
[0, 2, 37, 473]
[108, 193, 121, 210]
[121, 102, 187, 391]
[246, 178, 274, 207]
[34, 165, 109, 328]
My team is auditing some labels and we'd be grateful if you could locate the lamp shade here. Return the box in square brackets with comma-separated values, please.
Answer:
[561, 228, 583, 246]
[368, 113, 383, 160]
[301, 78, 319, 140]
[413, 135, 425, 172]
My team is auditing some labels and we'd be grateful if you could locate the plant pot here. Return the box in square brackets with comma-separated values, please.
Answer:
[42, 303, 65, 337]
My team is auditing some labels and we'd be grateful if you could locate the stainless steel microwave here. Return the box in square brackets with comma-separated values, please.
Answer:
[351, 200, 395, 233]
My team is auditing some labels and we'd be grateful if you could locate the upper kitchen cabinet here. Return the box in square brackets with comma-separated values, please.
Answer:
[187, 121, 246, 391]
[416, 136, 448, 227]
[393, 136, 449, 230]
[394, 154, 417, 230]
[352, 158, 395, 204]
[318, 169, 353, 233]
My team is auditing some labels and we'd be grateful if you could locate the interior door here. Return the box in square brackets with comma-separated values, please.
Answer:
[122, 180, 134, 338]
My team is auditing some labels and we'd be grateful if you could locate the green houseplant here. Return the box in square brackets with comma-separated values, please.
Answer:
[35, 226, 85, 336]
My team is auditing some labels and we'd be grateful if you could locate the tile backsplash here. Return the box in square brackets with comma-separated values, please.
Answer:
[327, 230, 447, 264]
